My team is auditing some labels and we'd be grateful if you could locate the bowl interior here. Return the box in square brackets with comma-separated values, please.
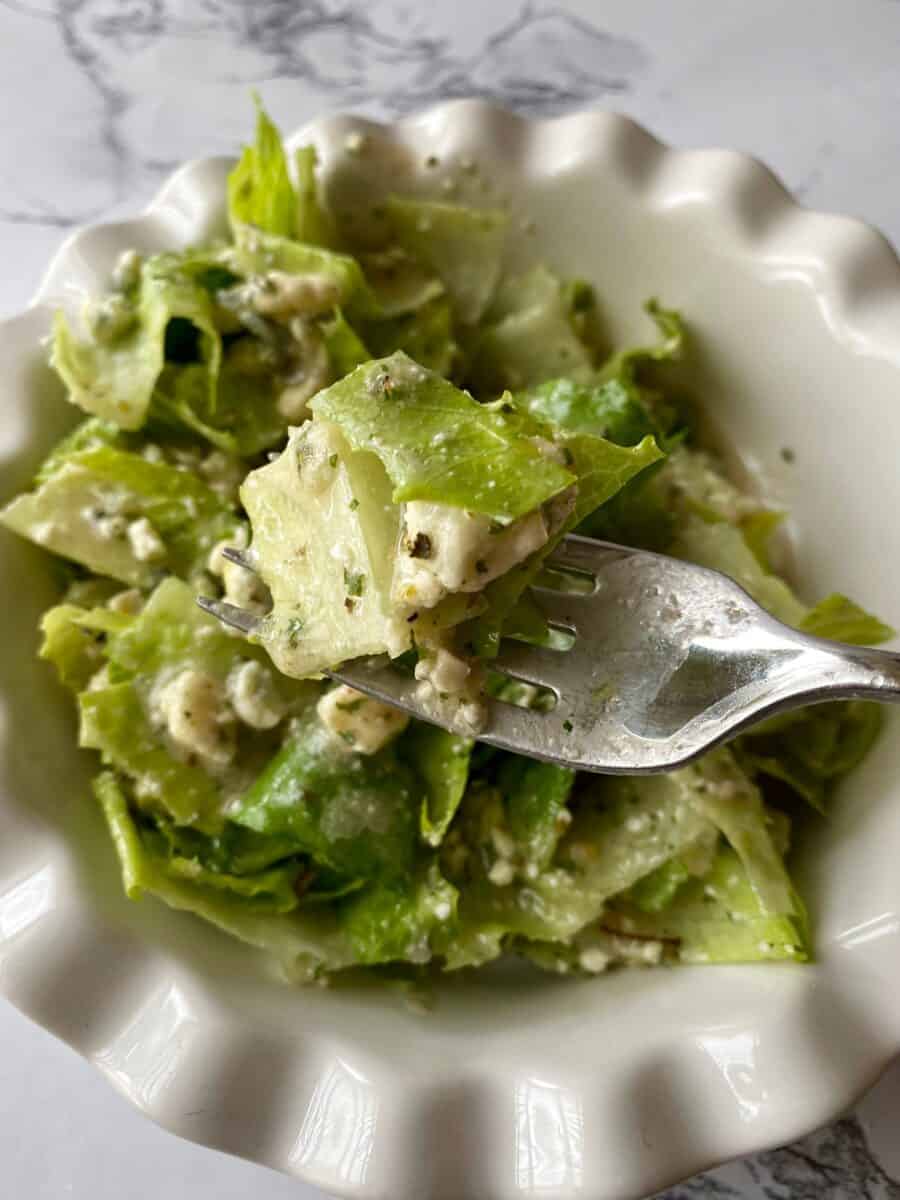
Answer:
[2, 104, 900, 1197]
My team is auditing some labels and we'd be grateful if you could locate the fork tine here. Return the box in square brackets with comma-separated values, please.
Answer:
[492, 640, 566, 690]
[221, 546, 255, 571]
[196, 594, 261, 635]
[328, 655, 421, 708]
[546, 534, 630, 577]
[527, 585, 593, 632]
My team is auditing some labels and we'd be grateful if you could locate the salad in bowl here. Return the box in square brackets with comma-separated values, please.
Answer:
[1, 102, 891, 991]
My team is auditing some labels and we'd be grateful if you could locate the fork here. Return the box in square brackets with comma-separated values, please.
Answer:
[197, 535, 900, 774]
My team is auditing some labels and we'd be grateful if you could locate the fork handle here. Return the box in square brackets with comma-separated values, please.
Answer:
[778, 637, 900, 709]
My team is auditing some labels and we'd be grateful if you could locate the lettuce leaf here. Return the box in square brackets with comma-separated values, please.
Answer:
[471, 266, 595, 392]
[231, 227, 375, 317]
[689, 748, 798, 916]
[294, 144, 335, 248]
[0, 445, 236, 586]
[230, 713, 418, 884]
[339, 862, 458, 966]
[96, 772, 353, 979]
[383, 196, 507, 323]
[363, 298, 458, 376]
[498, 756, 575, 871]
[311, 352, 576, 521]
[39, 602, 131, 693]
[738, 700, 882, 812]
[150, 359, 285, 457]
[604, 846, 808, 964]
[227, 97, 297, 238]
[52, 253, 221, 431]
[800, 594, 894, 645]
[515, 375, 661, 445]
[399, 723, 472, 847]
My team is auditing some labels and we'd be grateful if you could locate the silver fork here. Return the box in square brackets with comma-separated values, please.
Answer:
[197, 535, 900, 774]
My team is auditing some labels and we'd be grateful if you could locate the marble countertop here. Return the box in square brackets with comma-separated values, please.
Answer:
[3, 1, 900, 1196]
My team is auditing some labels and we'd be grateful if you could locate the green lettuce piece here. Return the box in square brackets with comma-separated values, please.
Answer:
[96, 772, 353, 979]
[294, 144, 335, 248]
[39, 603, 131, 693]
[399, 723, 472, 847]
[515, 375, 661, 445]
[383, 196, 507, 323]
[155, 818, 302, 878]
[107, 577, 309, 711]
[738, 700, 882, 812]
[605, 846, 808, 964]
[320, 309, 371, 376]
[600, 299, 684, 382]
[1, 445, 236, 586]
[311, 352, 576, 521]
[33, 417, 129, 484]
[339, 862, 458, 966]
[800, 594, 894, 645]
[626, 858, 691, 913]
[741, 509, 785, 571]
[228, 97, 296, 238]
[142, 827, 301, 913]
[363, 298, 458, 376]
[498, 757, 575, 871]
[689, 748, 798, 916]
[444, 770, 715, 954]
[242, 420, 411, 680]
[52, 253, 221, 431]
[471, 266, 594, 391]
[150, 358, 285, 457]
[230, 713, 418, 883]
[79, 578, 312, 831]
[231, 228, 376, 317]
[360, 247, 445, 318]
[81, 683, 223, 829]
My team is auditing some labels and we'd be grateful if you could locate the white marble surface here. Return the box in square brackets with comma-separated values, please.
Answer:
[3, 1, 900, 1196]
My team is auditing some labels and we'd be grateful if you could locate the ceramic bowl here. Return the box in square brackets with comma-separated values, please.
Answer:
[2, 101, 900, 1200]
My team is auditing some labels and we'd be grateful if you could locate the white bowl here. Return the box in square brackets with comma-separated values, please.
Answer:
[2, 100, 900, 1200]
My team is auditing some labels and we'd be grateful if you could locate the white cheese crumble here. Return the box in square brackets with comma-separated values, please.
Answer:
[392, 501, 549, 608]
[156, 669, 235, 768]
[251, 271, 341, 319]
[578, 947, 610, 974]
[413, 647, 470, 695]
[226, 660, 285, 730]
[207, 530, 268, 613]
[487, 859, 516, 887]
[127, 517, 166, 563]
[107, 588, 143, 615]
[316, 684, 409, 754]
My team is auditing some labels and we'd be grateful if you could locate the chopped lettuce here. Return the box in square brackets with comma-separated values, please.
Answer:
[242, 420, 411, 678]
[230, 713, 418, 883]
[800, 594, 894, 645]
[228, 96, 297, 239]
[339, 862, 458, 966]
[52, 253, 221, 431]
[383, 196, 507, 323]
[1, 443, 235, 586]
[312, 352, 576, 521]
[471, 266, 594, 392]
[399, 724, 472, 847]
[96, 772, 353, 979]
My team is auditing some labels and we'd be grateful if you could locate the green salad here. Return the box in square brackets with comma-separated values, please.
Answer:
[3, 102, 893, 986]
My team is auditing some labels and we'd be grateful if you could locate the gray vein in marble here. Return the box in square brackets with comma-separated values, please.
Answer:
[0, 0, 647, 227]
